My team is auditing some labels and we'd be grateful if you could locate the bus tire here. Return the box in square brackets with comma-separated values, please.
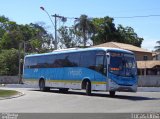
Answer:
[86, 81, 91, 96]
[39, 79, 46, 91]
[109, 91, 115, 97]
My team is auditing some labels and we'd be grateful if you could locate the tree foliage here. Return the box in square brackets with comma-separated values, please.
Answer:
[117, 25, 143, 47]
[155, 41, 160, 52]
[59, 15, 143, 47]
[91, 16, 119, 45]
[91, 17, 143, 47]
[74, 15, 95, 47]
[0, 15, 53, 75]
[58, 26, 79, 48]
[0, 49, 20, 75]
[0, 16, 53, 52]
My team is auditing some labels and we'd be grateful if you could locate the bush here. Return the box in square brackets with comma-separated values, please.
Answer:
[0, 48, 22, 76]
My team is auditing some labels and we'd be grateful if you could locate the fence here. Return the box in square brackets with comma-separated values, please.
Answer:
[138, 75, 160, 87]
[0, 76, 19, 84]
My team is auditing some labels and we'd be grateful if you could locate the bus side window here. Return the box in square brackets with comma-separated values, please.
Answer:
[53, 54, 65, 68]
[24, 57, 30, 69]
[66, 53, 80, 67]
[80, 51, 96, 70]
[30, 57, 37, 68]
[96, 55, 104, 74]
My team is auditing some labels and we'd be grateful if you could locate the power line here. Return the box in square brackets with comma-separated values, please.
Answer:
[63, 14, 160, 20]
[113, 14, 160, 19]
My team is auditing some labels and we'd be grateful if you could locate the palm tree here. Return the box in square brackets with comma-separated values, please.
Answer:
[74, 15, 95, 47]
[155, 41, 160, 52]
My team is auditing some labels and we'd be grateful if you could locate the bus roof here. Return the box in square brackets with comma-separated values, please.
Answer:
[25, 47, 134, 58]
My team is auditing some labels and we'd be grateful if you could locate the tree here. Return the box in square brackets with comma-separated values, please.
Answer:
[74, 15, 95, 47]
[27, 23, 53, 53]
[0, 16, 22, 49]
[155, 41, 160, 52]
[58, 27, 76, 48]
[0, 16, 53, 53]
[58, 26, 82, 48]
[0, 24, 23, 49]
[0, 49, 20, 75]
[91, 16, 118, 45]
[91, 16, 143, 47]
[0, 16, 9, 39]
[117, 25, 143, 47]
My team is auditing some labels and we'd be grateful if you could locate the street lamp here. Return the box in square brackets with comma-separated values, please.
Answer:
[40, 6, 57, 50]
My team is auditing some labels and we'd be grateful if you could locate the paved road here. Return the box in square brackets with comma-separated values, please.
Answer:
[0, 87, 160, 113]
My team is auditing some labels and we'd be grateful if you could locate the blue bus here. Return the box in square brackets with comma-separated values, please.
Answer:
[23, 47, 137, 96]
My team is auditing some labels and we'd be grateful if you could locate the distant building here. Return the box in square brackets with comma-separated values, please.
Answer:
[153, 52, 160, 60]
[94, 42, 160, 75]
[94, 42, 152, 61]
[137, 60, 160, 75]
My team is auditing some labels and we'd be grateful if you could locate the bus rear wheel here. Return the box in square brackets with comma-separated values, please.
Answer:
[86, 81, 91, 96]
[109, 91, 115, 97]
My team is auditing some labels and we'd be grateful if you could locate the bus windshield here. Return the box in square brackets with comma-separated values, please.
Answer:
[109, 52, 137, 77]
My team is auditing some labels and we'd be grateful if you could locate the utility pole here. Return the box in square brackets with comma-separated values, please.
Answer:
[18, 43, 22, 84]
[52, 14, 67, 50]
[23, 41, 26, 56]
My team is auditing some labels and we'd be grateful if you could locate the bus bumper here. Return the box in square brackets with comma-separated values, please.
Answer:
[108, 79, 137, 92]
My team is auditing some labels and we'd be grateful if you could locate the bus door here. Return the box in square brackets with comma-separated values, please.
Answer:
[94, 51, 107, 90]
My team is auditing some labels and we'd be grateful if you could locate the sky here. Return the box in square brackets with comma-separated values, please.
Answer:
[0, 0, 160, 51]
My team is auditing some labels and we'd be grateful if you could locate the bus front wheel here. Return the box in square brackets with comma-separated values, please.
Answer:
[86, 81, 91, 96]
[109, 91, 115, 97]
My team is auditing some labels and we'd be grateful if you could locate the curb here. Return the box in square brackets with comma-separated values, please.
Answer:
[138, 87, 160, 92]
[0, 92, 25, 100]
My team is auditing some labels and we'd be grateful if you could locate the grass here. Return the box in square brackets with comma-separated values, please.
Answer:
[0, 89, 19, 98]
